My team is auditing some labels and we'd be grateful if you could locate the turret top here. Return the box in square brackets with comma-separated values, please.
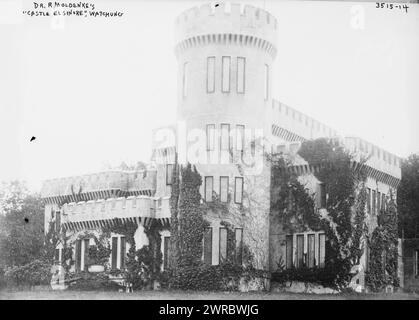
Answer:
[175, 2, 278, 48]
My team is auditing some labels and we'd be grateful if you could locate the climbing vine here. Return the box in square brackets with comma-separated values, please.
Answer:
[271, 138, 369, 289]
[365, 195, 399, 291]
[298, 138, 368, 289]
[269, 154, 319, 233]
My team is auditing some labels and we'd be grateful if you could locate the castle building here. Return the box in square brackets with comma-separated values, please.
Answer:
[41, 3, 401, 291]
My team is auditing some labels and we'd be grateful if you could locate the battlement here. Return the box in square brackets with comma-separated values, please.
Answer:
[271, 100, 339, 142]
[175, 2, 278, 51]
[41, 169, 157, 199]
[343, 136, 401, 180]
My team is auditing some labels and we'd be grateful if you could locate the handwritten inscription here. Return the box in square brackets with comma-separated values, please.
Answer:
[23, 2, 124, 18]
[376, 2, 409, 13]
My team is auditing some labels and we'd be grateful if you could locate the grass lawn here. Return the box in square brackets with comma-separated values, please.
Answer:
[1, 289, 418, 300]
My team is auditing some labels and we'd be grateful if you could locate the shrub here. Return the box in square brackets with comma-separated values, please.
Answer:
[271, 266, 337, 288]
[88, 245, 111, 266]
[170, 262, 267, 291]
[68, 272, 123, 291]
[4, 260, 51, 288]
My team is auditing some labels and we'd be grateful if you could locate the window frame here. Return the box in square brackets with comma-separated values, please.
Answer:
[206, 124, 216, 151]
[318, 233, 326, 268]
[203, 227, 213, 265]
[166, 163, 174, 186]
[307, 233, 315, 268]
[372, 190, 376, 215]
[206, 56, 216, 93]
[219, 176, 229, 203]
[182, 62, 188, 98]
[235, 228, 243, 265]
[220, 123, 230, 151]
[296, 234, 304, 268]
[221, 56, 231, 93]
[264, 63, 269, 100]
[285, 235, 293, 269]
[236, 124, 245, 152]
[163, 236, 171, 270]
[236, 57, 246, 94]
[204, 176, 214, 202]
[111, 236, 118, 270]
[219, 227, 228, 264]
[234, 177, 244, 204]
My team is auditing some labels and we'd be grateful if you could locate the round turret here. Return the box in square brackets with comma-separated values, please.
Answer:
[174, 2, 279, 137]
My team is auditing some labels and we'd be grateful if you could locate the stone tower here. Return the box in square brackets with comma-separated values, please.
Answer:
[173, 2, 279, 272]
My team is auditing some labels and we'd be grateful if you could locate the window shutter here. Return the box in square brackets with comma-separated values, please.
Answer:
[111, 237, 118, 270]
[55, 212, 61, 233]
[83, 239, 89, 271]
[75, 240, 82, 272]
[120, 236, 126, 270]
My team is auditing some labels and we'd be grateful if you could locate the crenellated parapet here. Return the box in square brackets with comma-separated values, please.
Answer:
[59, 196, 171, 232]
[41, 170, 157, 204]
[271, 100, 339, 142]
[175, 2, 278, 58]
[343, 136, 401, 181]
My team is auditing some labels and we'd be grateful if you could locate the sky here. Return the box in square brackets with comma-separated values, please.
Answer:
[0, 0, 418, 192]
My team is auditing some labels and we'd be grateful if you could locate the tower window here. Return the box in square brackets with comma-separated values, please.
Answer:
[204, 176, 213, 202]
[367, 188, 371, 214]
[220, 124, 230, 150]
[220, 176, 229, 203]
[182, 62, 188, 98]
[236, 57, 245, 93]
[236, 125, 245, 152]
[206, 124, 215, 151]
[220, 124, 230, 151]
[264, 64, 269, 100]
[207, 57, 215, 93]
[234, 177, 243, 204]
[222, 56, 231, 92]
